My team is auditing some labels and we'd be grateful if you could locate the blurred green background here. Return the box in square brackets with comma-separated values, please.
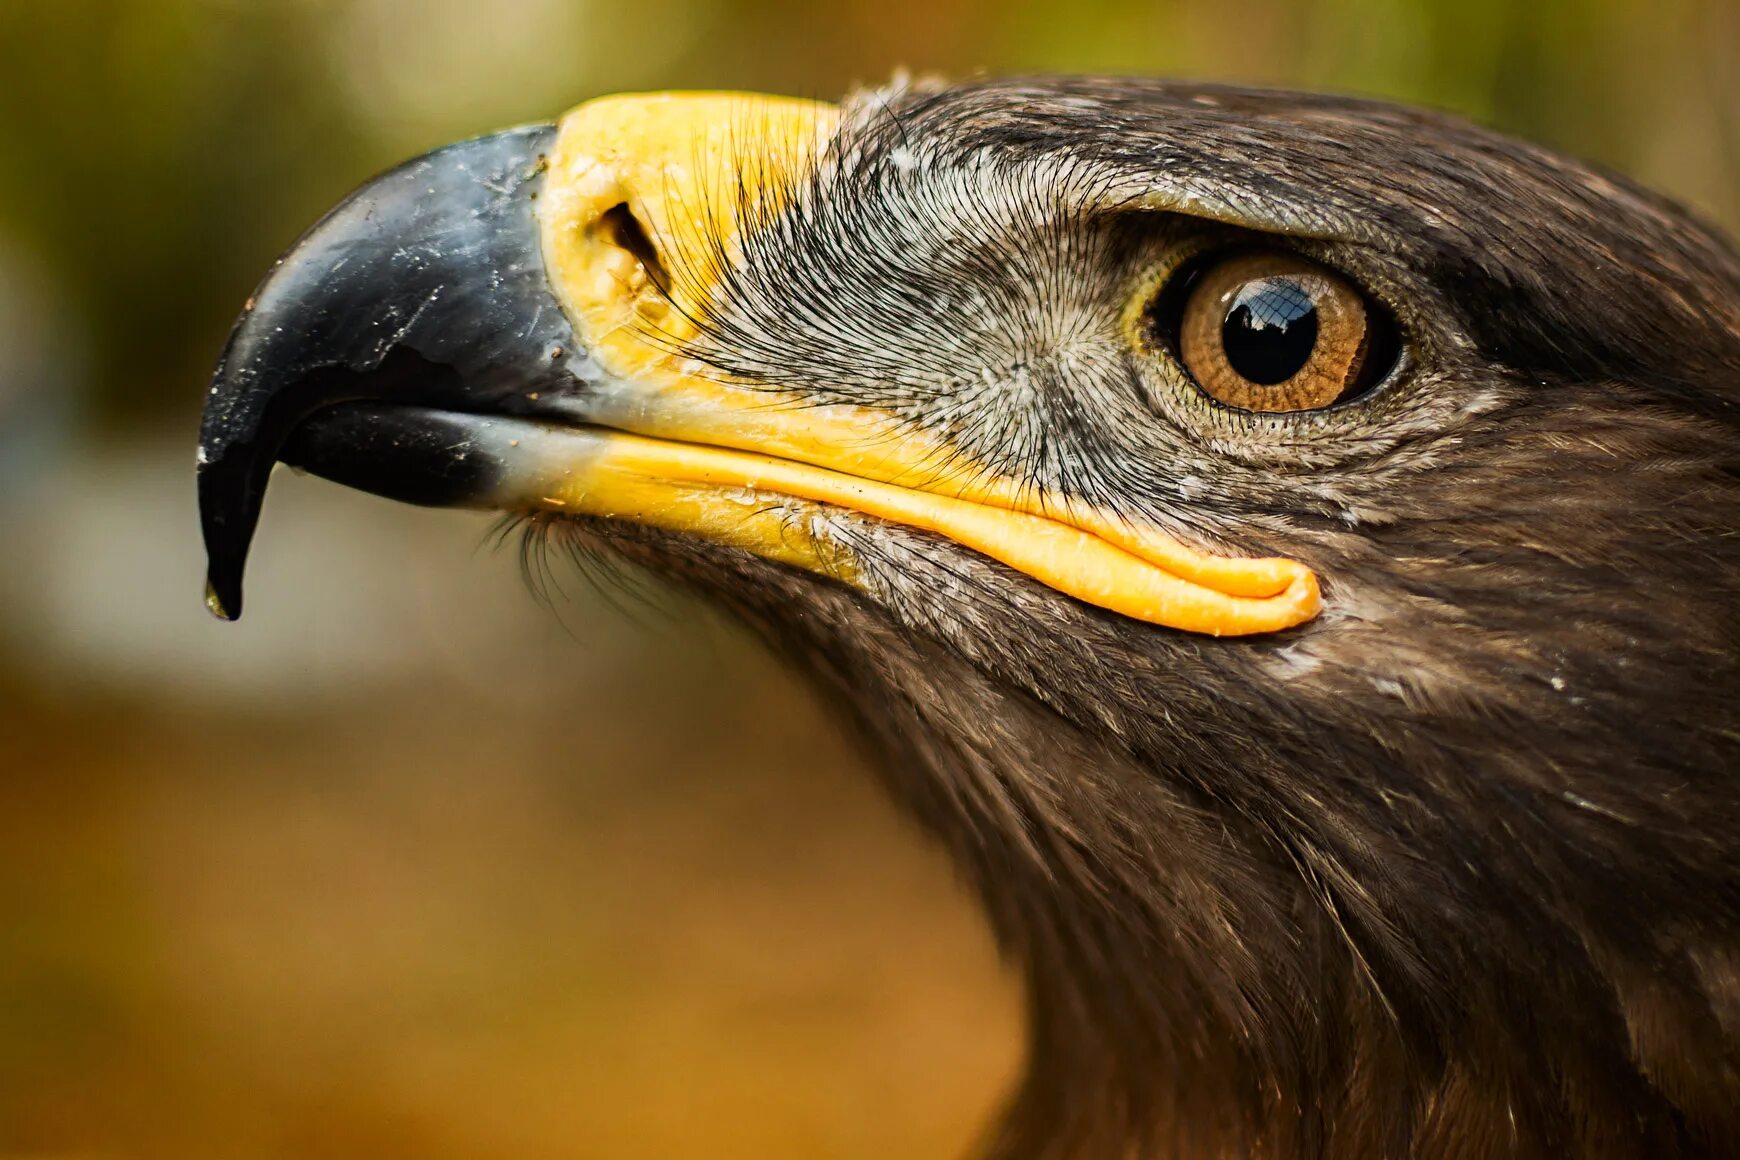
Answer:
[0, 1, 1733, 1156]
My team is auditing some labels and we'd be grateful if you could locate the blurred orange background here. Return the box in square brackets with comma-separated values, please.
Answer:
[0, 1, 1734, 1156]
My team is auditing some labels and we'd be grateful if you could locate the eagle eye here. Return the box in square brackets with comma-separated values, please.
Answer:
[1157, 249, 1399, 414]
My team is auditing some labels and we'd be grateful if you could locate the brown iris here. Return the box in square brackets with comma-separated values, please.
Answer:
[1177, 251, 1388, 413]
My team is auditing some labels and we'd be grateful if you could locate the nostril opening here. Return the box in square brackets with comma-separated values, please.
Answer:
[599, 202, 670, 294]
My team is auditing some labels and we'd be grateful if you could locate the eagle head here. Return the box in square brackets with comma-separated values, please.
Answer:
[196, 78, 1740, 1158]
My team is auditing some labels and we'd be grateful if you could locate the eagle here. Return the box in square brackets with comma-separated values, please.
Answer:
[195, 78, 1740, 1158]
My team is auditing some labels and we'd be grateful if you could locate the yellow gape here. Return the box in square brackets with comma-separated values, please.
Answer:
[518, 91, 1320, 637]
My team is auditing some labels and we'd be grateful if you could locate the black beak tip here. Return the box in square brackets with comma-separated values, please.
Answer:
[196, 121, 565, 623]
[205, 576, 239, 622]
[199, 455, 256, 623]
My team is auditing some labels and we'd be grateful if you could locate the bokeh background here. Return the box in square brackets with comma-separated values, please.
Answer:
[0, 1, 1734, 1156]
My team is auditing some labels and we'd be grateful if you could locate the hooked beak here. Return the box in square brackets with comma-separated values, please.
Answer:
[198, 92, 1320, 634]
[196, 123, 574, 619]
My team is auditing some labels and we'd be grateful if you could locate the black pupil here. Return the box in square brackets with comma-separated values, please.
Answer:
[1221, 278, 1319, 385]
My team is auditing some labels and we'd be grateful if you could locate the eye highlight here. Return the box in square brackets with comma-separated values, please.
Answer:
[1157, 250, 1399, 414]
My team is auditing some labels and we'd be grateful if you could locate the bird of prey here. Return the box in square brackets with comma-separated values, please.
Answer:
[196, 78, 1740, 1158]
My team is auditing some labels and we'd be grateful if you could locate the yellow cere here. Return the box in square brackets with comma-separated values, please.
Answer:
[531, 92, 1322, 637]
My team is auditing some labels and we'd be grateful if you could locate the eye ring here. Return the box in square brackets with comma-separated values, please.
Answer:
[1149, 248, 1401, 414]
